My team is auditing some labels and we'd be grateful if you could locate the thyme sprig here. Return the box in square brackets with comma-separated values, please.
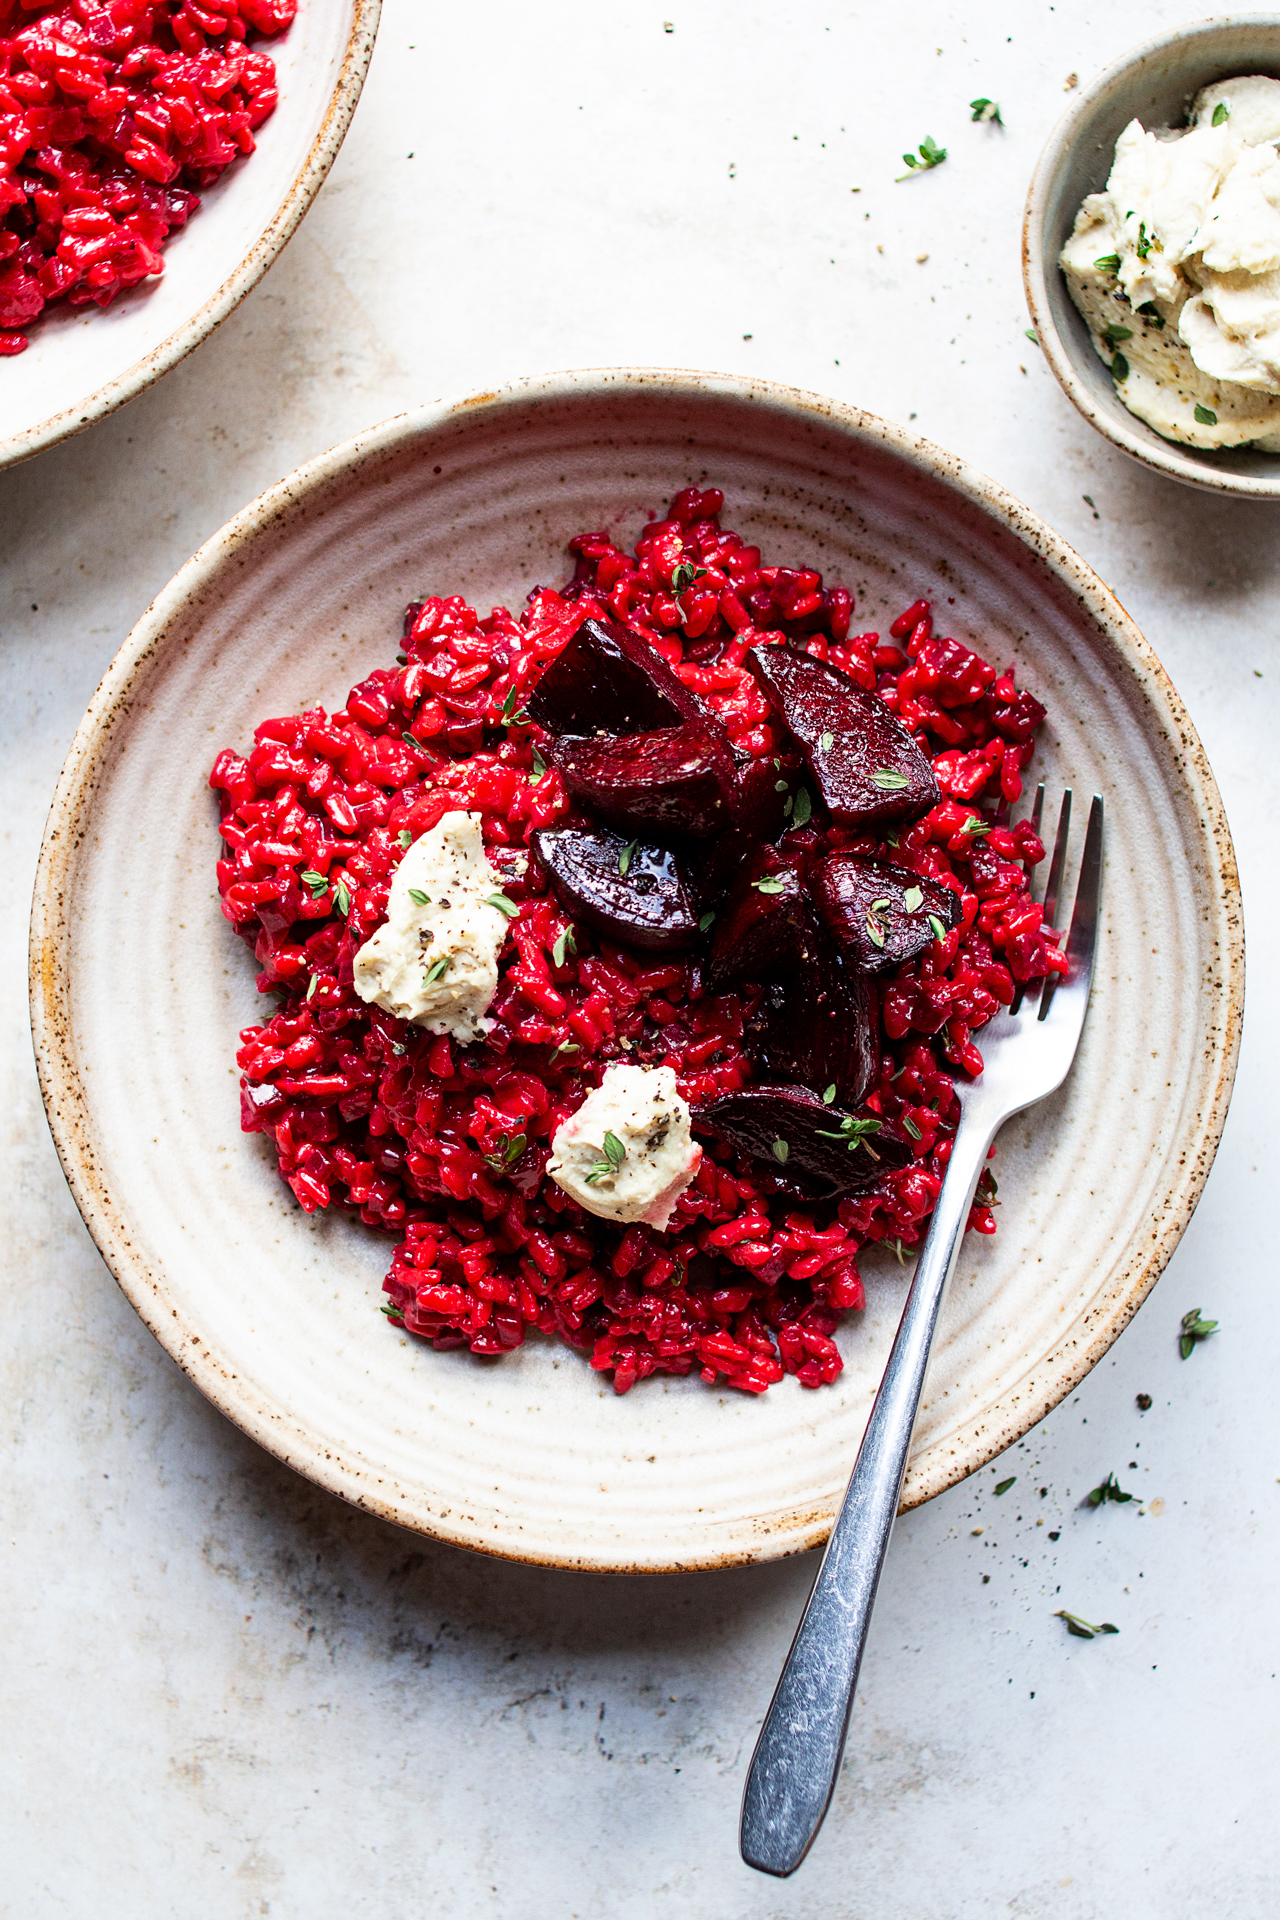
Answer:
[897, 134, 947, 180]
[584, 1131, 628, 1185]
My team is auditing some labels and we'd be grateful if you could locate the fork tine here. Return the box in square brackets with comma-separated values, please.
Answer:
[1038, 788, 1072, 924]
[1010, 784, 1059, 1015]
[1039, 794, 1104, 1024]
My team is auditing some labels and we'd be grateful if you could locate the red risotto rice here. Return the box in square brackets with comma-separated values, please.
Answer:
[212, 488, 1063, 1396]
[0, 0, 294, 355]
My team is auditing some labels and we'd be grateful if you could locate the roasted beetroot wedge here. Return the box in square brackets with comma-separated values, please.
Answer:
[813, 855, 962, 973]
[698, 1084, 912, 1197]
[747, 643, 939, 830]
[546, 720, 737, 838]
[527, 616, 711, 737]
[705, 847, 817, 988]
[531, 824, 699, 951]
[686, 749, 799, 905]
[751, 941, 878, 1107]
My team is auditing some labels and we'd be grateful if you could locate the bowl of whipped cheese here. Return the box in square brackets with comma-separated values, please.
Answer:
[1025, 18, 1280, 496]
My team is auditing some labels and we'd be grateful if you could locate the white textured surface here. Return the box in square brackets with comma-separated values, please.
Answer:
[3, 0, 1278, 1911]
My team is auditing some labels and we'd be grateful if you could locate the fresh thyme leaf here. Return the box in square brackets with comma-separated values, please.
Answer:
[969, 97, 1002, 125]
[403, 731, 424, 753]
[485, 893, 519, 918]
[398, 830, 413, 849]
[822, 1083, 837, 1105]
[994, 1476, 1015, 1496]
[960, 815, 991, 836]
[333, 880, 351, 917]
[1094, 253, 1122, 273]
[775, 778, 789, 792]
[884, 830, 900, 849]
[585, 1131, 628, 1184]
[1055, 1610, 1119, 1640]
[791, 786, 813, 828]
[1212, 101, 1230, 126]
[903, 885, 924, 911]
[530, 748, 548, 782]
[423, 955, 451, 984]
[380, 1301, 402, 1318]
[498, 686, 530, 726]
[783, 795, 794, 818]
[484, 1131, 528, 1172]
[816, 1115, 883, 1154]
[902, 1114, 922, 1140]
[819, 730, 835, 752]
[1194, 404, 1218, 426]
[871, 767, 910, 790]
[1103, 323, 1133, 345]
[1137, 300, 1165, 329]
[897, 134, 947, 179]
[305, 973, 319, 1002]
[300, 869, 328, 900]
[1135, 220, 1155, 261]
[752, 876, 787, 894]
[619, 839, 640, 877]
[1025, 328, 1039, 344]
[408, 888, 430, 906]
[1179, 1306, 1218, 1358]
[865, 897, 890, 949]
[885, 1235, 908, 1266]
[927, 913, 947, 943]
[1112, 351, 1130, 381]
[549, 1039, 580, 1060]
[551, 926, 573, 968]
[771, 1138, 789, 1163]
[671, 561, 709, 594]
[698, 910, 716, 932]
[1087, 1471, 1134, 1507]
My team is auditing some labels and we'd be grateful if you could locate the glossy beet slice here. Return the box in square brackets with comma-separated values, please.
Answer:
[546, 720, 737, 839]
[750, 941, 879, 1108]
[531, 824, 699, 951]
[686, 750, 799, 906]
[527, 617, 710, 737]
[697, 1084, 912, 1197]
[813, 855, 962, 973]
[705, 847, 817, 988]
[747, 644, 939, 830]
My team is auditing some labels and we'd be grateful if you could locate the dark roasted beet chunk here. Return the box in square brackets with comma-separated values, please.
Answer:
[546, 720, 737, 839]
[531, 824, 699, 951]
[686, 749, 800, 906]
[705, 846, 816, 988]
[528, 617, 710, 736]
[813, 855, 961, 973]
[697, 1084, 912, 1197]
[747, 643, 939, 830]
[751, 940, 878, 1107]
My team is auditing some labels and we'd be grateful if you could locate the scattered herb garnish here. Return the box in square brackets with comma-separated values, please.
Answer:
[1025, 328, 1039, 344]
[871, 767, 910, 790]
[300, 869, 328, 900]
[402, 730, 424, 754]
[1194, 404, 1218, 426]
[398, 830, 414, 849]
[1136, 1392, 1153, 1411]
[585, 1131, 628, 1185]
[970, 97, 1002, 124]
[670, 561, 709, 594]
[927, 913, 948, 944]
[822, 1083, 837, 1105]
[529, 747, 548, 783]
[485, 892, 520, 918]
[819, 730, 835, 752]
[903, 886, 924, 912]
[1135, 220, 1156, 261]
[775, 778, 789, 792]
[865, 896, 890, 949]
[619, 839, 640, 877]
[305, 973, 320, 1002]
[483, 1132, 528, 1172]
[883, 1235, 909, 1266]
[333, 880, 351, 917]
[1055, 1610, 1119, 1640]
[994, 1476, 1015, 1496]
[897, 134, 947, 179]
[698, 910, 716, 932]
[549, 1039, 580, 1061]
[499, 686, 530, 726]
[423, 955, 451, 984]
[1179, 1306, 1218, 1358]
[884, 829, 900, 849]
[1103, 323, 1133, 346]
[976, 1168, 999, 1207]
[1112, 352, 1130, 381]
[408, 887, 431, 907]
[1087, 1472, 1134, 1507]
[791, 786, 813, 828]
[1212, 101, 1230, 127]
[959, 816, 991, 837]
[1094, 252, 1122, 273]
[816, 1115, 883, 1155]
[902, 1114, 922, 1141]
[380, 1301, 402, 1319]
[551, 925, 576, 968]
[771, 1138, 789, 1163]
[752, 876, 787, 894]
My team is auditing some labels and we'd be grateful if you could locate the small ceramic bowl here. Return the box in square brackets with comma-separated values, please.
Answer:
[0, 0, 379, 473]
[1024, 16, 1280, 498]
[30, 371, 1243, 1572]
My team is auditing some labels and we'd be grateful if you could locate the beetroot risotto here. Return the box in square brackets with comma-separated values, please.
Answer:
[0, 0, 294, 355]
[212, 488, 1065, 1397]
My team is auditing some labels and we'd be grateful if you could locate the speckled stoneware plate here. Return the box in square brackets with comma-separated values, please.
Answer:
[1024, 15, 1280, 499]
[0, 0, 379, 473]
[30, 370, 1243, 1573]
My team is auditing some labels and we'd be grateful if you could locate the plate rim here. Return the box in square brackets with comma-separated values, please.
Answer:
[0, 0, 382, 474]
[28, 367, 1246, 1572]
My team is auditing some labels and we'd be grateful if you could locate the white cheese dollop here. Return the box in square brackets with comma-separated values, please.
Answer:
[546, 1063, 702, 1231]
[1059, 74, 1280, 449]
[352, 811, 509, 1042]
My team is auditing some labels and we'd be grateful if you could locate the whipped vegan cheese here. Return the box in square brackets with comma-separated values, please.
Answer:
[1060, 74, 1280, 449]
[547, 1062, 702, 1230]
[353, 811, 509, 1042]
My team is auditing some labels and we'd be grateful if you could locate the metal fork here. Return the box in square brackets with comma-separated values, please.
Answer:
[740, 790, 1104, 1878]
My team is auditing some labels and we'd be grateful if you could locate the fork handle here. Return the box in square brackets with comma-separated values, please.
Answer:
[739, 1111, 996, 1877]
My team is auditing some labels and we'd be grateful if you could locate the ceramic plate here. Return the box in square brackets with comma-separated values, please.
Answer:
[30, 370, 1243, 1572]
[0, 0, 379, 472]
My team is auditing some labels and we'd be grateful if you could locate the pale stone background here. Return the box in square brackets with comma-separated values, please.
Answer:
[4, 2, 1277, 1913]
